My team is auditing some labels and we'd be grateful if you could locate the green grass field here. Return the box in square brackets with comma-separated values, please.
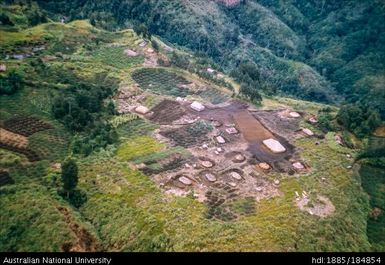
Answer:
[93, 46, 144, 69]
[360, 165, 385, 251]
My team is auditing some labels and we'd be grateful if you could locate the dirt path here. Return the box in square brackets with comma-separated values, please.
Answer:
[57, 207, 101, 252]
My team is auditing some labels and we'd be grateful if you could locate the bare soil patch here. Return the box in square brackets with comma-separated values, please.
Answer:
[232, 110, 296, 172]
[253, 109, 301, 139]
[0, 128, 28, 149]
[296, 195, 335, 218]
[149, 99, 186, 124]
[233, 111, 273, 142]
[58, 206, 101, 252]
[0, 142, 40, 162]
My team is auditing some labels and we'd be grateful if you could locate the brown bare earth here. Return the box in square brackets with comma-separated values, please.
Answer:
[233, 111, 273, 142]
[253, 109, 302, 139]
[57, 207, 101, 252]
[296, 195, 335, 218]
[0, 128, 29, 148]
[374, 125, 385, 137]
[0, 127, 41, 161]
[149, 99, 186, 124]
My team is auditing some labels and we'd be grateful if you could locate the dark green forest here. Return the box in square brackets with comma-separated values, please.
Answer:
[32, 0, 385, 134]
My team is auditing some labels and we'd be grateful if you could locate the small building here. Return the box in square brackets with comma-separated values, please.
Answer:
[335, 134, 343, 145]
[302, 128, 314, 136]
[179, 176, 192, 185]
[135, 105, 149, 115]
[205, 173, 216, 182]
[207, 68, 215, 74]
[12, 54, 24, 60]
[225, 127, 238, 134]
[293, 162, 305, 170]
[190, 101, 205, 112]
[216, 73, 224, 79]
[289, 111, 301, 118]
[262, 138, 286, 153]
[230, 171, 242, 180]
[258, 162, 271, 170]
[216, 136, 226, 144]
[201, 161, 213, 168]
[0, 64, 6, 72]
[124, 49, 138, 57]
[234, 154, 245, 162]
[309, 116, 318, 124]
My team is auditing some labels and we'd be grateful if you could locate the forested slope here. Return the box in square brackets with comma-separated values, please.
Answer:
[35, 0, 385, 110]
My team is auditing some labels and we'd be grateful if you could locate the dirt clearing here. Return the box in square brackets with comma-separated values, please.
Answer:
[233, 111, 273, 142]
[149, 99, 186, 124]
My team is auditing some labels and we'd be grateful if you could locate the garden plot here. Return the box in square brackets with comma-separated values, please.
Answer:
[131, 68, 230, 104]
[132, 68, 192, 97]
[253, 109, 301, 139]
[28, 129, 69, 161]
[117, 118, 159, 138]
[93, 45, 144, 69]
[160, 121, 213, 148]
[149, 99, 186, 124]
[0, 142, 40, 162]
[0, 128, 28, 149]
[196, 88, 228, 105]
[141, 152, 189, 175]
[2, 116, 52, 136]
[0, 115, 67, 161]
[0, 128, 41, 161]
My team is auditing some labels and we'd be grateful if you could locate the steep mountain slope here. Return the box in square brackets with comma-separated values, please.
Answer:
[35, 0, 385, 109]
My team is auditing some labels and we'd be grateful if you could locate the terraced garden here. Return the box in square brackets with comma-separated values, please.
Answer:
[161, 121, 213, 148]
[93, 45, 144, 69]
[3, 116, 52, 136]
[132, 68, 191, 97]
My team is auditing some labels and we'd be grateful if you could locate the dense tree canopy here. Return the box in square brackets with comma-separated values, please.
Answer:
[0, 70, 24, 95]
[61, 158, 78, 198]
[35, 0, 385, 113]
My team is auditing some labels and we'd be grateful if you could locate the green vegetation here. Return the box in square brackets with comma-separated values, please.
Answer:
[337, 104, 382, 138]
[0, 1, 46, 29]
[0, 69, 24, 95]
[359, 165, 385, 251]
[1, 0, 384, 252]
[317, 107, 336, 133]
[93, 45, 144, 69]
[133, 23, 151, 40]
[132, 68, 191, 97]
[0, 184, 78, 251]
[61, 158, 78, 199]
[117, 136, 165, 161]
